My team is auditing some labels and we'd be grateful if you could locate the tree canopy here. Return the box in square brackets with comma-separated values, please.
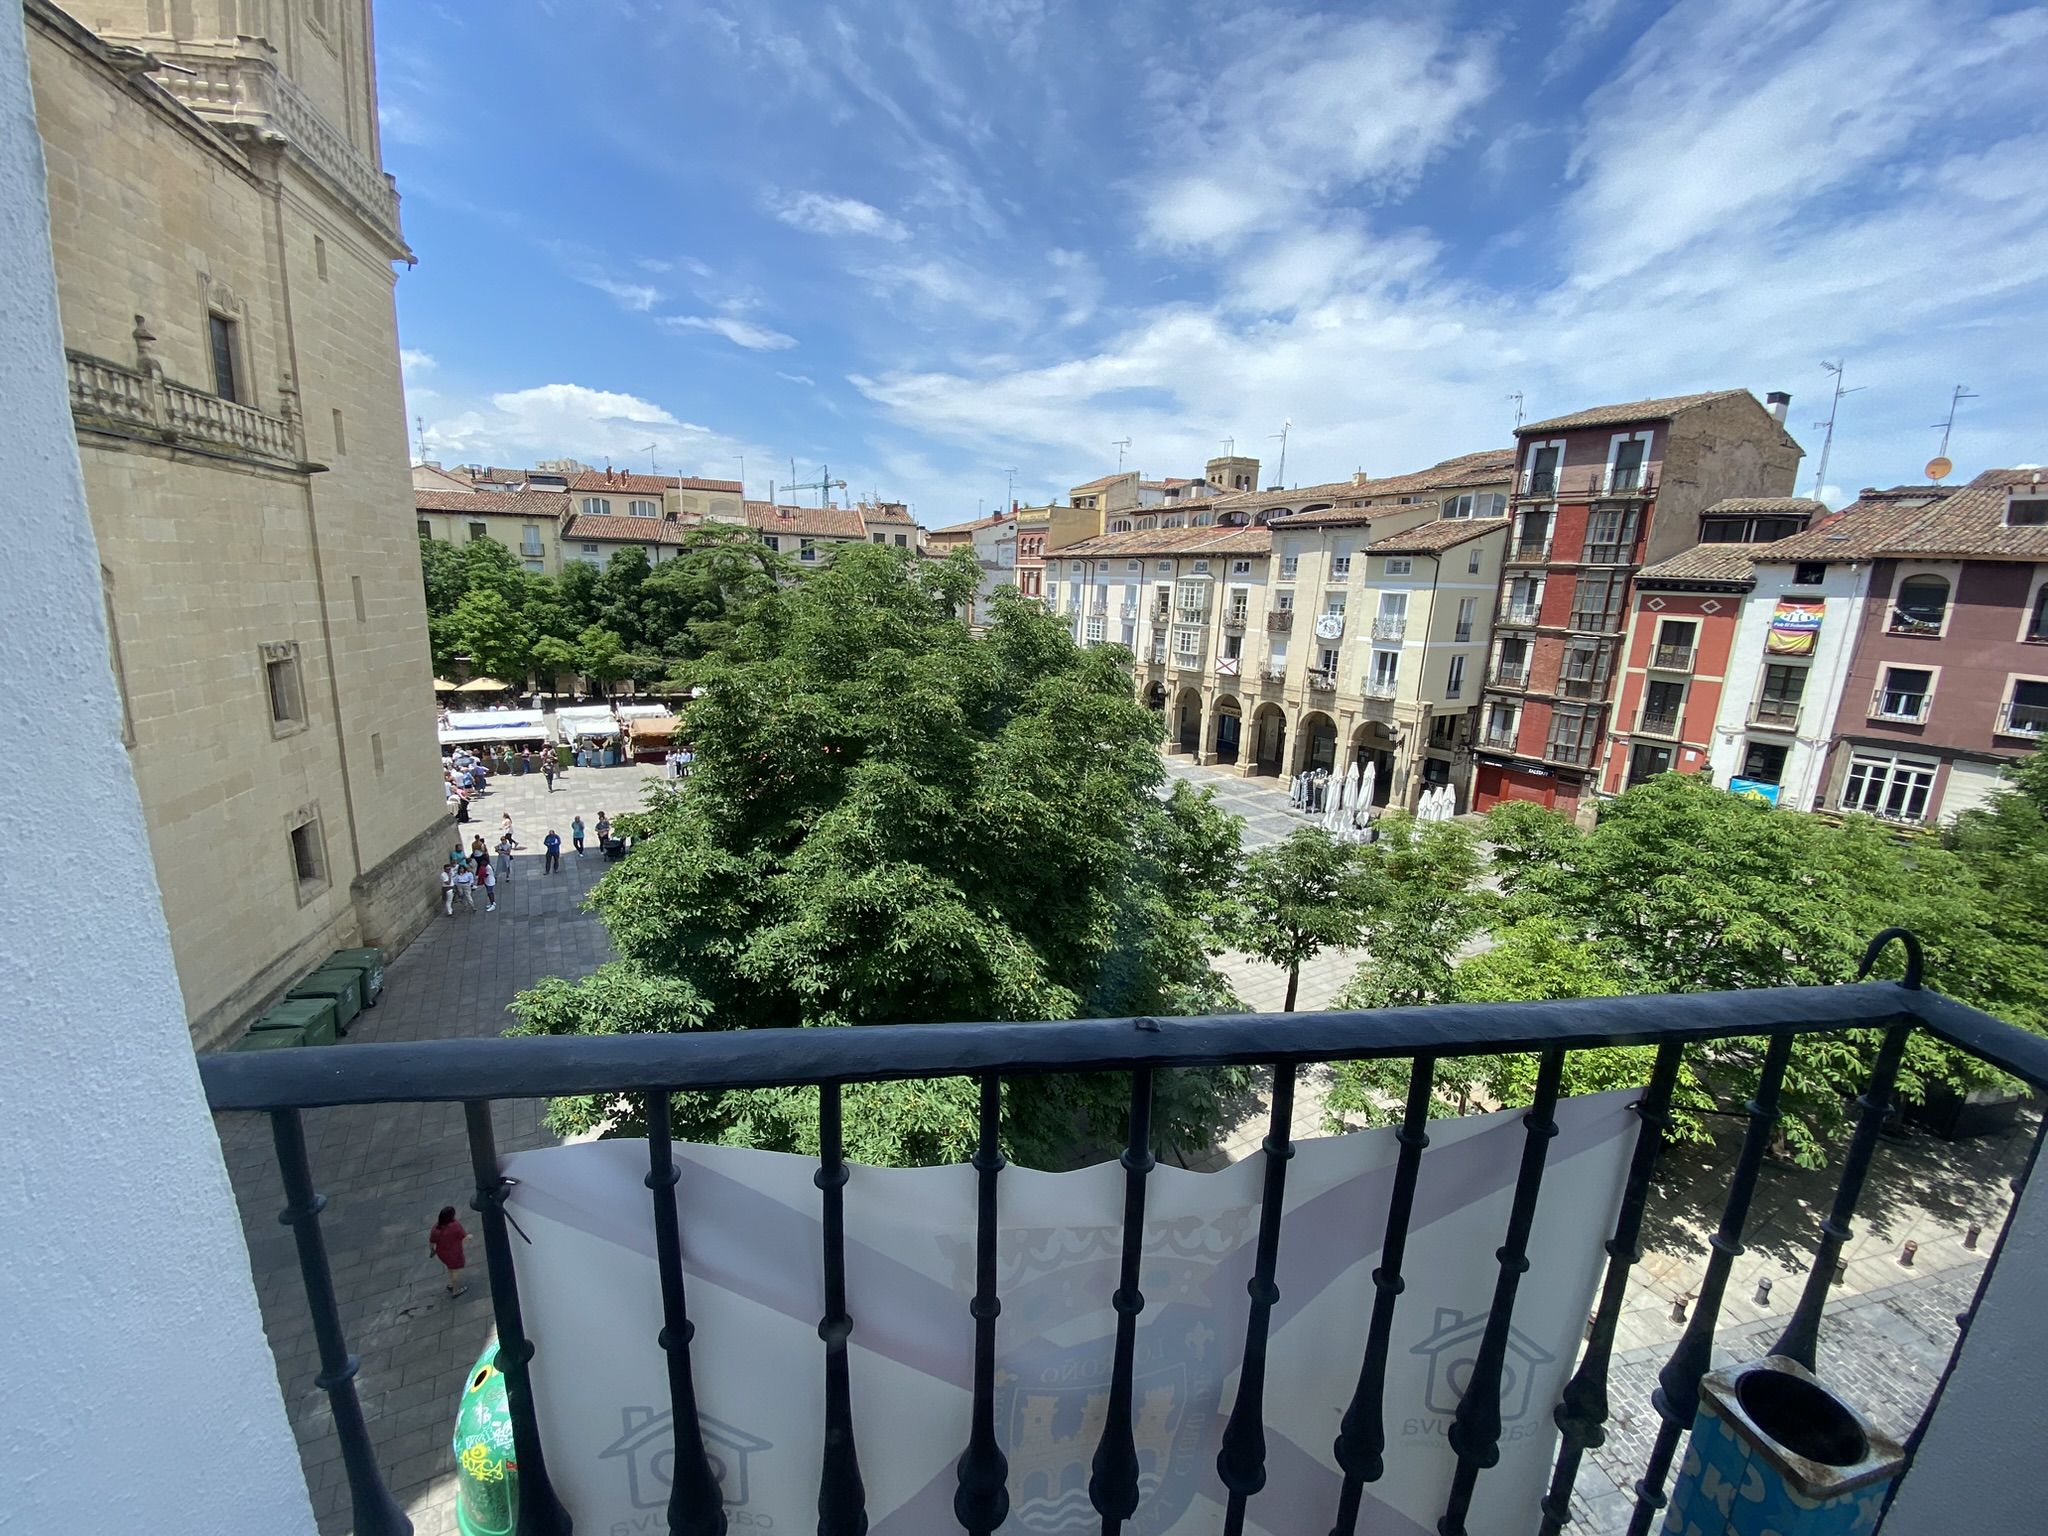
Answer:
[509, 544, 1248, 1168]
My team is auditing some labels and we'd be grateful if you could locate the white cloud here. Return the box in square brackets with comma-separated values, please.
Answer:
[414, 383, 763, 481]
[580, 274, 663, 312]
[857, 258, 1036, 326]
[776, 371, 817, 387]
[664, 314, 799, 351]
[769, 190, 911, 241]
[400, 349, 437, 379]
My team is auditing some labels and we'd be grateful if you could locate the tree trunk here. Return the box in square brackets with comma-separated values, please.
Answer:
[1283, 964, 1300, 1013]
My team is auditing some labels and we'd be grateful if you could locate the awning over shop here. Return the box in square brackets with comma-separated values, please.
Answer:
[439, 710, 548, 746]
[555, 706, 619, 740]
[624, 712, 679, 742]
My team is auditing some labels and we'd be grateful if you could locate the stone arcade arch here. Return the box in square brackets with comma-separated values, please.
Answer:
[1350, 720, 1398, 806]
[1250, 703, 1288, 776]
[1174, 686, 1204, 755]
[1296, 710, 1337, 775]
[1209, 694, 1242, 765]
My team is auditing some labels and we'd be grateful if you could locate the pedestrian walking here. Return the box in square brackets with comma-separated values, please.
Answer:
[440, 860, 457, 916]
[594, 811, 611, 850]
[429, 1205, 469, 1298]
[500, 811, 516, 844]
[543, 829, 561, 874]
[454, 787, 471, 824]
[452, 860, 477, 912]
[543, 755, 557, 793]
[470, 834, 489, 863]
[572, 815, 586, 856]
[481, 854, 498, 912]
[496, 832, 518, 883]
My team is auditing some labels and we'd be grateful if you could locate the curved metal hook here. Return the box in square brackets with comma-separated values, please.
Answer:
[1858, 927, 1924, 989]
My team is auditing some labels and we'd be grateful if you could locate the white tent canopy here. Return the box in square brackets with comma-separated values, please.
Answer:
[439, 710, 548, 747]
[555, 706, 619, 741]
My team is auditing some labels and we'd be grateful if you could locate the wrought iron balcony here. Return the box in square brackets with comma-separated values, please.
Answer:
[1266, 610, 1294, 633]
[1362, 678, 1399, 700]
[1493, 663, 1531, 689]
[1636, 710, 1682, 738]
[1371, 616, 1408, 641]
[1510, 538, 1554, 563]
[1479, 727, 1520, 750]
[1999, 699, 2048, 737]
[1120, 602, 1138, 620]
[1650, 644, 1696, 672]
[1888, 608, 1945, 637]
[1871, 689, 1931, 723]
[1498, 602, 1541, 627]
[1223, 611, 1249, 633]
[1518, 470, 1558, 498]
[1307, 670, 1338, 692]
[68, 350, 302, 468]
[198, 936, 2043, 1536]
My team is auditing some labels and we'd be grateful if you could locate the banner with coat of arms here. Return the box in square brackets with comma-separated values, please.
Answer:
[503, 1090, 1638, 1533]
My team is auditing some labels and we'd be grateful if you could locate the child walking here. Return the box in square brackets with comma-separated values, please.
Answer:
[429, 1205, 469, 1297]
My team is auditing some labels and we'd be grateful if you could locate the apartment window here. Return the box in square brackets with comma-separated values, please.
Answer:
[1085, 615, 1105, 644]
[1163, 515, 1184, 529]
[314, 236, 329, 280]
[468, 521, 487, 542]
[1157, 561, 1173, 573]
[1446, 654, 1466, 698]
[1369, 649, 1400, 692]
[1318, 646, 1340, 676]
[2001, 678, 2048, 738]
[2008, 493, 2048, 527]
[800, 538, 817, 562]
[1527, 444, 1561, 496]
[1609, 437, 1647, 491]
[1874, 665, 1934, 721]
[1442, 493, 1473, 519]
[1124, 561, 1141, 573]
[1455, 596, 1476, 641]
[581, 543, 599, 558]
[1740, 741, 1788, 785]
[1468, 545, 1483, 574]
[1482, 700, 1519, 747]
[1639, 679, 1685, 735]
[1324, 591, 1348, 617]
[1582, 508, 1640, 564]
[262, 643, 305, 732]
[1173, 627, 1199, 657]
[1502, 576, 1544, 623]
[1513, 509, 1553, 561]
[1570, 572, 1624, 632]
[1560, 639, 1616, 697]
[581, 497, 610, 516]
[1109, 519, 1133, 533]
[1332, 553, 1352, 579]
[418, 518, 431, 539]
[1232, 560, 1252, 574]
[760, 535, 779, 552]
[289, 814, 327, 894]
[1494, 635, 1531, 685]
[1754, 664, 1806, 725]
[1384, 557, 1413, 576]
[1222, 631, 1243, 660]
[1192, 560, 1210, 574]
[895, 534, 907, 547]
[1545, 704, 1600, 766]
[350, 574, 365, 622]
[1431, 713, 1460, 746]
[1279, 553, 1299, 580]
[1793, 562, 1827, 586]
[1274, 590, 1294, 612]
[1891, 574, 1949, 634]
[208, 313, 240, 403]
[1842, 753, 1937, 822]
[517, 525, 542, 559]
[1226, 587, 1250, 622]
[1653, 620, 1696, 669]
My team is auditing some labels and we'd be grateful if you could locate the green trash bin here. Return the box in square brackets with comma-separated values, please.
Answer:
[231, 1024, 305, 1050]
[288, 967, 363, 1033]
[324, 947, 385, 1007]
[252, 997, 339, 1047]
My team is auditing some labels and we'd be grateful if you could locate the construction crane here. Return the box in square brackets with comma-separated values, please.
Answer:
[784, 460, 848, 508]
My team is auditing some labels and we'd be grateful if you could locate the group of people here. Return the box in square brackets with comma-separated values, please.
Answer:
[663, 745, 696, 779]
[438, 808, 617, 915]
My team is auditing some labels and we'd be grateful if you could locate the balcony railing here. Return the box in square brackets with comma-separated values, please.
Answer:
[1454, 622, 1473, 642]
[1650, 644, 1696, 671]
[1262, 662, 1288, 684]
[1752, 697, 1801, 729]
[1511, 538, 1553, 563]
[1362, 678, 1398, 700]
[1120, 602, 1138, 620]
[1998, 700, 2048, 737]
[1493, 663, 1531, 689]
[149, 46, 406, 250]
[1499, 602, 1541, 626]
[1872, 689, 1931, 723]
[68, 351, 302, 467]
[1215, 655, 1241, 677]
[1223, 611, 1249, 633]
[1479, 727, 1519, 750]
[1307, 670, 1337, 692]
[1147, 644, 1167, 665]
[1266, 610, 1294, 633]
[1518, 470, 1557, 497]
[1889, 608, 1945, 637]
[197, 935, 2040, 1536]
[1545, 738, 1597, 767]
[1636, 710, 1681, 738]
[1558, 675, 1605, 700]
[1371, 617, 1407, 641]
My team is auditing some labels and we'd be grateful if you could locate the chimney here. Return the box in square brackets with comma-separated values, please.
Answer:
[1766, 391, 1790, 424]
[1352, 469, 1369, 486]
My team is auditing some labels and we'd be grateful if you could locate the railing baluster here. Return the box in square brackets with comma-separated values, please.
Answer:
[270, 1108, 412, 1536]
[642, 1093, 729, 1536]
[464, 1101, 573, 1536]
[1773, 1023, 1912, 1369]
[1438, 1045, 1567, 1535]
[1217, 1062, 1300, 1534]
[1089, 1065, 1156, 1533]
[1537, 1041, 1685, 1536]
[1329, 1052, 1436, 1535]
[815, 1082, 868, 1536]
[1624, 1030, 1795, 1536]
[953, 1073, 1009, 1533]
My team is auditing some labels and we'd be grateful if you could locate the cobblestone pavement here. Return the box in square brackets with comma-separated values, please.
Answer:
[219, 749, 2023, 1531]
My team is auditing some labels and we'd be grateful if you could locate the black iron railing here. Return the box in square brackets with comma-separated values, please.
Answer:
[199, 932, 2047, 1536]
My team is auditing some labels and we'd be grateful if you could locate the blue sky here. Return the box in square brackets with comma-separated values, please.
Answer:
[383, 0, 2048, 518]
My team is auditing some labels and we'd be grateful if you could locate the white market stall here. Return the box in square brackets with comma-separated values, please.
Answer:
[438, 710, 549, 749]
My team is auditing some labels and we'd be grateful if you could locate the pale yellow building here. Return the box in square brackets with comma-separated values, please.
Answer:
[30, 0, 447, 1048]
[416, 487, 566, 574]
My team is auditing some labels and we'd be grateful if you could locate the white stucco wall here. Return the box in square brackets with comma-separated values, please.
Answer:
[1706, 561, 1874, 810]
[1883, 1148, 2048, 1532]
[0, 11, 316, 1531]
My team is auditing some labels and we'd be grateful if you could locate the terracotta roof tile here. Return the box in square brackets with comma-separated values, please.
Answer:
[1873, 470, 2048, 560]
[1636, 542, 1775, 586]
[1263, 449, 1515, 526]
[1365, 517, 1511, 555]
[1749, 489, 1953, 562]
[1055, 524, 1272, 559]
[560, 512, 689, 545]
[1070, 471, 1135, 492]
[1700, 497, 1830, 516]
[928, 512, 1015, 536]
[417, 488, 569, 515]
[744, 501, 869, 539]
[1518, 390, 1749, 435]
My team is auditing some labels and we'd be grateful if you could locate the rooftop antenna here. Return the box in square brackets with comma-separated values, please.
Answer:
[1112, 437, 1132, 471]
[1004, 468, 1018, 511]
[1271, 418, 1292, 489]
[414, 415, 427, 463]
[1927, 385, 1978, 481]
[642, 441, 658, 475]
[1809, 360, 1866, 502]
[1507, 391, 1524, 430]
[1220, 435, 1235, 456]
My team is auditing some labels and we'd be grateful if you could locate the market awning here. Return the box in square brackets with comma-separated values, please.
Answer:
[556, 706, 619, 740]
[624, 713, 679, 741]
[439, 710, 548, 746]
[433, 678, 460, 693]
[456, 676, 511, 693]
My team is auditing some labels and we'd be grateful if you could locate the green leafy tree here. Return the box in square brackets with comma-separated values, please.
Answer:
[1944, 747, 2048, 1033]
[596, 546, 652, 651]
[418, 535, 468, 624]
[446, 587, 534, 685]
[531, 635, 580, 691]
[556, 560, 602, 632]
[1217, 827, 1374, 1012]
[637, 525, 792, 660]
[576, 625, 628, 694]
[509, 548, 1247, 1168]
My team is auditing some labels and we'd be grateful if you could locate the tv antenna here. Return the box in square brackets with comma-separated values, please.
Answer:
[1004, 468, 1018, 511]
[1507, 391, 1524, 430]
[641, 442, 658, 475]
[1271, 419, 1292, 489]
[1220, 436, 1235, 456]
[1927, 385, 1977, 481]
[1112, 437, 1132, 471]
[414, 415, 428, 463]
[1809, 361, 1865, 502]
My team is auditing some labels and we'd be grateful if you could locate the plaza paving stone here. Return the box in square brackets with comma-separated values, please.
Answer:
[215, 749, 2025, 1531]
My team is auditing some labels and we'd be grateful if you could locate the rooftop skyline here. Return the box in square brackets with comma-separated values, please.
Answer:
[385, 0, 2047, 519]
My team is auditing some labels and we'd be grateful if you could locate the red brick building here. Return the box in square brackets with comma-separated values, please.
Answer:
[1473, 390, 1805, 814]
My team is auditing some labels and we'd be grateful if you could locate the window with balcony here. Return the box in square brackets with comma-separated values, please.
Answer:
[1740, 740, 1788, 785]
[1372, 591, 1406, 640]
[1569, 572, 1624, 632]
[1559, 639, 1615, 698]
[1545, 704, 1601, 766]
[1446, 653, 1466, 699]
[1753, 664, 1806, 726]
[1481, 699, 1519, 748]
[1512, 509, 1552, 562]
[1225, 588, 1250, 625]
[1873, 665, 1934, 721]
[1221, 631, 1243, 662]
[1494, 635, 1531, 687]
[1368, 649, 1400, 695]
[1890, 574, 1949, 635]
[1582, 507, 1641, 564]
[1842, 752, 1936, 822]
[2000, 678, 2048, 738]
[629, 499, 660, 518]
[1608, 437, 1647, 491]
[1501, 576, 1544, 625]
[208, 313, 240, 403]
[1332, 553, 1352, 578]
[1527, 444, 1561, 496]
[1279, 553, 1299, 580]
[1651, 619, 1696, 670]
[1455, 596, 1476, 641]
[1316, 646, 1340, 680]
[1638, 679, 1684, 736]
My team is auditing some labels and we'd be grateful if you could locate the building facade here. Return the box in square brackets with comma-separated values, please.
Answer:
[31, 0, 446, 1048]
[926, 510, 1018, 622]
[748, 499, 871, 566]
[416, 487, 567, 573]
[859, 498, 922, 549]
[1473, 389, 1804, 816]
[1014, 504, 1050, 599]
